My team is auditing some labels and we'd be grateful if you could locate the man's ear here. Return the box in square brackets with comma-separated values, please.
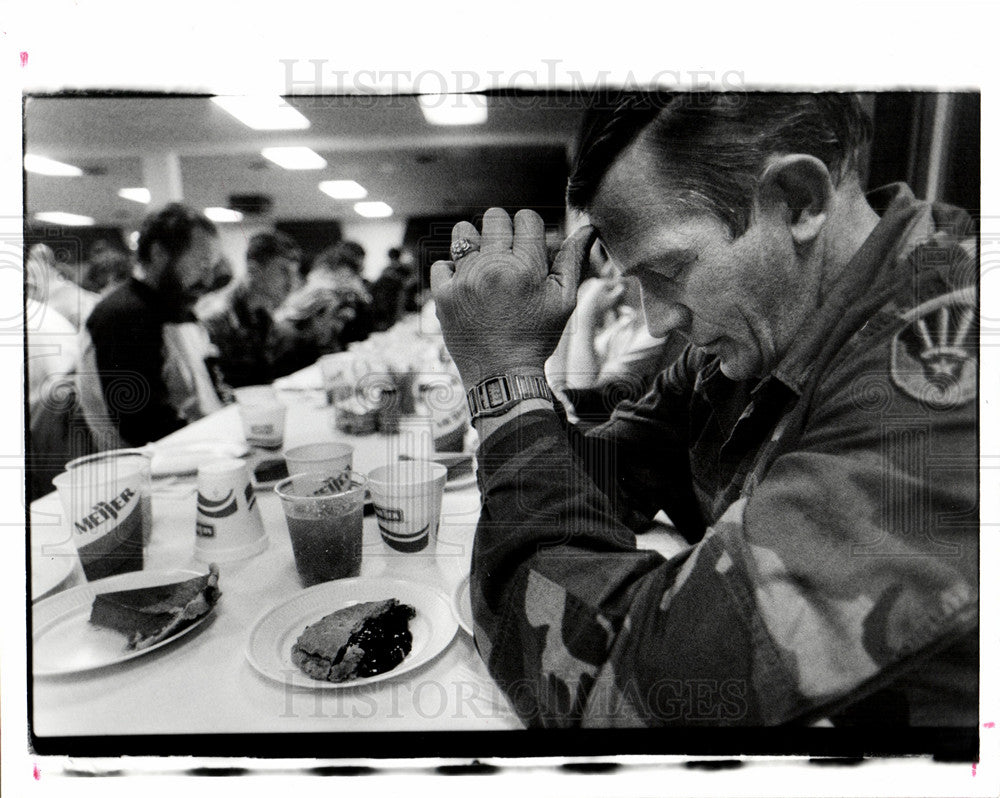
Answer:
[757, 154, 834, 248]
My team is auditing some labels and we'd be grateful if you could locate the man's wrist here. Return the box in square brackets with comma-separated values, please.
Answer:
[465, 371, 552, 419]
[462, 366, 554, 443]
[458, 364, 546, 392]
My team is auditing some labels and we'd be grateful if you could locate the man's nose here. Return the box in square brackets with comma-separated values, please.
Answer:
[640, 289, 691, 338]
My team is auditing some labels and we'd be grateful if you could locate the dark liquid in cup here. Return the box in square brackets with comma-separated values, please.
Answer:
[285, 504, 363, 586]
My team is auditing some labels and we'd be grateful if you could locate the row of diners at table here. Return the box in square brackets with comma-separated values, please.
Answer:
[26, 202, 439, 499]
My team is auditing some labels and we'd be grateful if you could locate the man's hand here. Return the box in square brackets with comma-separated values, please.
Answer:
[430, 208, 596, 388]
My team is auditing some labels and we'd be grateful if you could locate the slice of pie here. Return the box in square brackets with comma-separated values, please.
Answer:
[89, 564, 221, 650]
[291, 598, 416, 682]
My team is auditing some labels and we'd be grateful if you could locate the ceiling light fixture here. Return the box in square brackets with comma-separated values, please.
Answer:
[24, 154, 84, 177]
[353, 201, 393, 218]
[204, 207, 244, 223]
[418, 94, 488, 126]
[118, 187, 151, 204]
[34, 211, 94, 226]
[261, 146, 327, 170]
[211, 96, 310, 130]
[319, 180, 368, 200]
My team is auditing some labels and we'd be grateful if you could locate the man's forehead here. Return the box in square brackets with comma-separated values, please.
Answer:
[588, 138, 734, 266]
[588, 139, 683, 238]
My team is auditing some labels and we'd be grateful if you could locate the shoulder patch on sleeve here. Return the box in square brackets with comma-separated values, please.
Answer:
[890, 287, 976, 409]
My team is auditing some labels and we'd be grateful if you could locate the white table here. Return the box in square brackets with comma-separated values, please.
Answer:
[30, 379, 522, 739]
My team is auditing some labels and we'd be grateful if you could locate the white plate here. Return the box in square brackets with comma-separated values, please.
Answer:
[31, 549, 76, 602]
[246, 576, 457, 689]
[33, 569, 216, 676]
[150, 441, 250, 477]
[454, 573, 473, 637]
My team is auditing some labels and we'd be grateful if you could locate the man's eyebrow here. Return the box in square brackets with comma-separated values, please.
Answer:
[621, 248, 698, 276]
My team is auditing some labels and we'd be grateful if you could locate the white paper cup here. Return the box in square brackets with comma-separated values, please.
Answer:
[53, 450, 151, 581]
[284, 441, 354, 479]
[66, 448, 154, 544]
[194, 458, 268, 562]
[419, 373, 469, 452]
[367, 461, 447, 553]
[238, 401, 287, 449]
[233, 384, 278, 405]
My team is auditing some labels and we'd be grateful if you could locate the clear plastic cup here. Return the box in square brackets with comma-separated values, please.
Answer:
[275, 471, 368, 586]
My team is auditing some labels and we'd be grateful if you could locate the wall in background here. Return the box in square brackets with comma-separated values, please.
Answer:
[867, 92, 979, 213]
[214, 223, 265, 284]
[339, 219, 408, 282]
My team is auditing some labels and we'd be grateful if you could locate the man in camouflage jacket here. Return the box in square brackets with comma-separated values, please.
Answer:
[431, 94, 977, 728]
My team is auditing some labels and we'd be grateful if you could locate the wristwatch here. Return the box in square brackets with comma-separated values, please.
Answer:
[466, 374, 553, 420]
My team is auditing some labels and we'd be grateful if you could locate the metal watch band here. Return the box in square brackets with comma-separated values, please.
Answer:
[466, 374, 553, 420]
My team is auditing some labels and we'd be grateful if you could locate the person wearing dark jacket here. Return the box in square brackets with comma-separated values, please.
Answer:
[85, 203, 223, 446]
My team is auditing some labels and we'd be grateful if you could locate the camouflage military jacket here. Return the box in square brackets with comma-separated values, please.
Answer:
[472, 184, 978, 727]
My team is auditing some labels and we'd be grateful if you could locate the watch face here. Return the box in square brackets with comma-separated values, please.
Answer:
[485, 380, 506, 407]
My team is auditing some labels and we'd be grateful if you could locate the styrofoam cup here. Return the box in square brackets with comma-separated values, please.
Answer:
[366, 461, 447, 553]
[194, 458, 268, 562]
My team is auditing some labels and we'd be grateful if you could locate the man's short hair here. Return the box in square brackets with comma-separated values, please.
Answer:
[136, 203, 218, 265]
[567, 92, 873, 238]
[314, 240, 366, 275]
[247, 230, 301, 267]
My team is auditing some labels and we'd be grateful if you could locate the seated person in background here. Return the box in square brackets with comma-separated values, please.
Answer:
[371, 247, 422, 331]
[83, 203, 225, 447]
[431, 93, 977, 728]
[81, 239, 131, 295]
[547, 241, 686, 424]
[276, 239, 375, 352]
[26, 243, 99, 330]
[26, 297, 79, 422]
[26, 296, 85, 501]
[200, 230, 314, 387]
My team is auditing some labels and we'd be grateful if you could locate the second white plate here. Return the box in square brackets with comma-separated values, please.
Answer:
[246, 576, 457, 689]
[33, 569, 216, 676]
